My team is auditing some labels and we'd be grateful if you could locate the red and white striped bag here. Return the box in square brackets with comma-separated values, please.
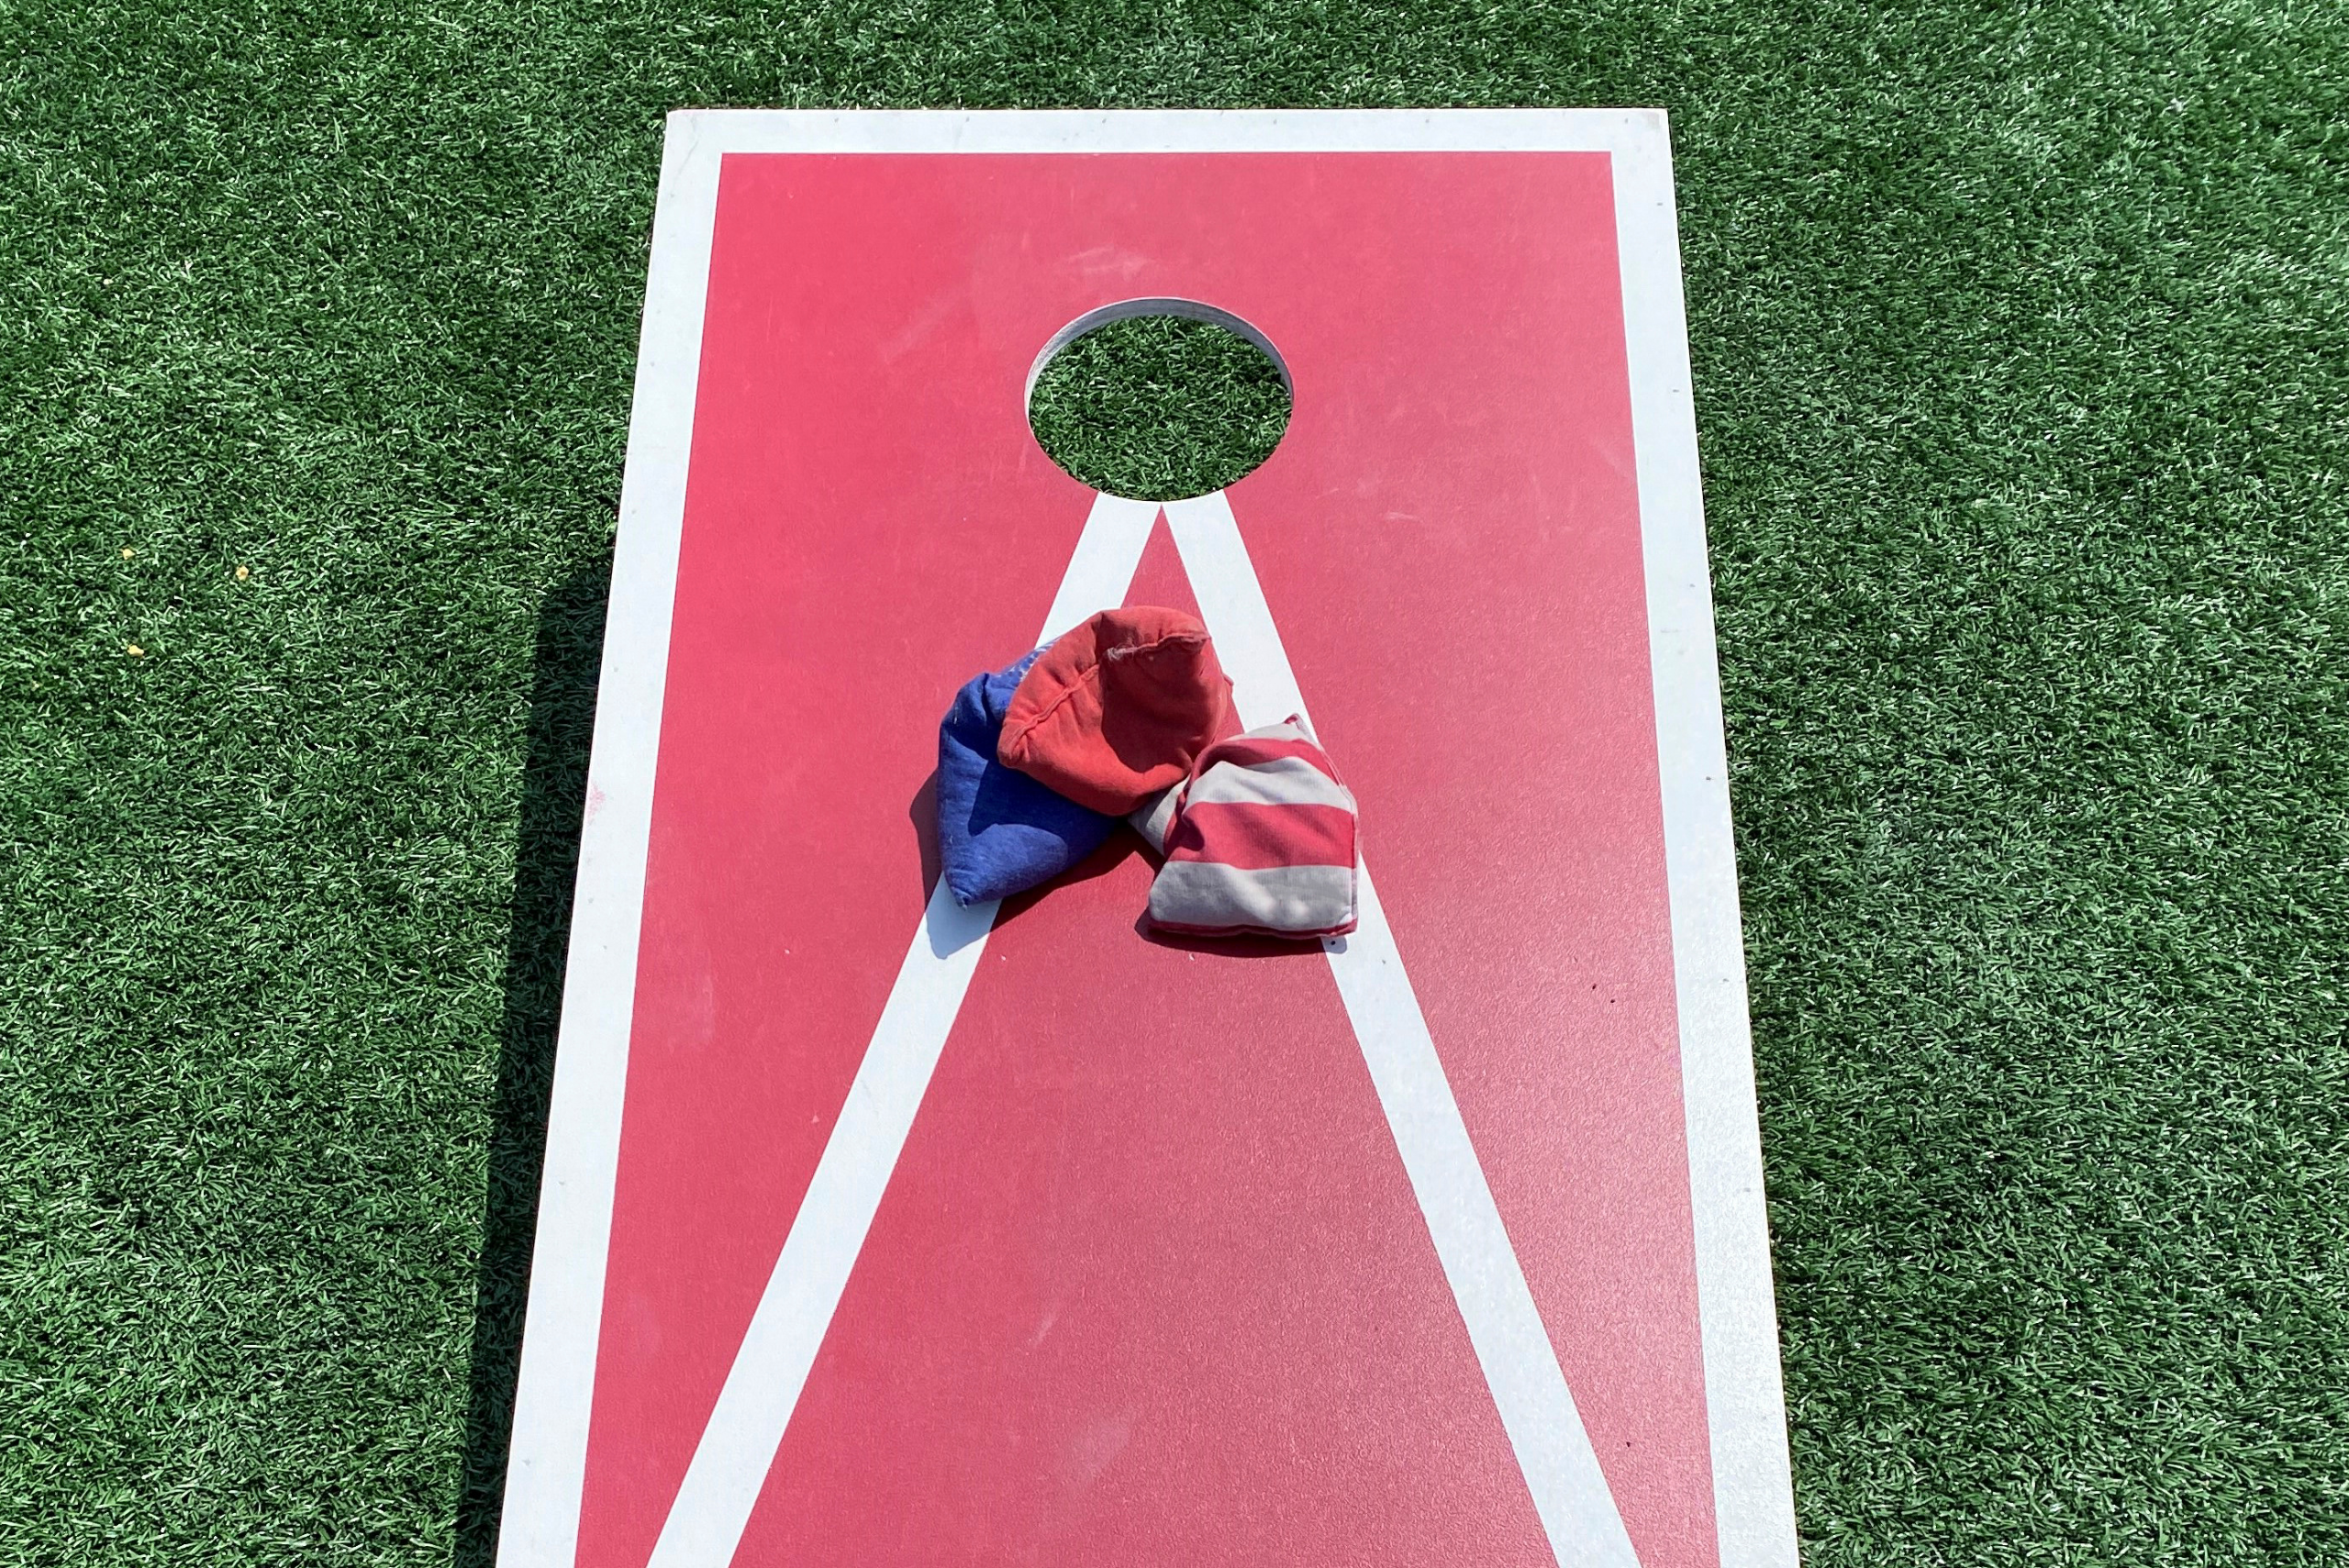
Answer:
[1130, 717, 1359, 940]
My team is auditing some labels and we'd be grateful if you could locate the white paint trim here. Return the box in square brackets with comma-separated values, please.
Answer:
[662, 106, 1671, 157]
[640, 492, 1156, 1568]
[1156, 495, 1310, 730]
[1611, 120, 1802, 1567]
[1169, 491, 1640, 1568]
[499, 109, 1798, 1568]
[1039, 491, 1160, 643]
[493, 113, 720, 1568]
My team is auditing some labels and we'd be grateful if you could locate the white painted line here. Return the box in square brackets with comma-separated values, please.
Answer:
[1160, 492, 1308, 730]
[662, 106, 1675, 159]
[1167, 491, 1640, 1568]
[495, 114, 721, 1568]
[1040, 492, 1159, 642]
[1610, 121, 1800, 1568]
[642, 491, 1158, 1568]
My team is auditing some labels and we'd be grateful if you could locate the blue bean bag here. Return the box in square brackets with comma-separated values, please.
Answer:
[937, 649, 1116, 905]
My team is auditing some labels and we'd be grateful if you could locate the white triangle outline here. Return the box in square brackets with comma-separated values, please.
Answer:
[641, 490, 1642, 1568]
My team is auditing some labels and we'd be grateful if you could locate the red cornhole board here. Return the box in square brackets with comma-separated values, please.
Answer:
[495, 110, 1797, 1568]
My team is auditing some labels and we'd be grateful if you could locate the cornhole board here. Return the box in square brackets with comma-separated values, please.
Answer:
[496, 109, 1798, 1568]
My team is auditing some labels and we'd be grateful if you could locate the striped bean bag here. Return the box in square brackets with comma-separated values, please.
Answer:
[1132, 717, 1359, 940]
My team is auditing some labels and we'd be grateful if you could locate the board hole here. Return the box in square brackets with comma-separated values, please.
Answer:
[1027, 302, 1292, 502]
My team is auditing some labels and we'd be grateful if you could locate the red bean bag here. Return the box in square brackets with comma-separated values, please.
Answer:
[996, 606, 1236, 816]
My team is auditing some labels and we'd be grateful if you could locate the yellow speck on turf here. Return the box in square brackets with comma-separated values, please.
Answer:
[121, 547, 136, 559]
[126, 643, 144, 656]
[236, 565, 250, 580]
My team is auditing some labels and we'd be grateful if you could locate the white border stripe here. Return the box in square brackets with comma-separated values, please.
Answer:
[1612, 124, 1802, 1568]
[642, 493, 1157, 1568]
[494, 115, 721, 1568]
[1169, 493, 1639, 1568]
[658, 106, 1672, 156]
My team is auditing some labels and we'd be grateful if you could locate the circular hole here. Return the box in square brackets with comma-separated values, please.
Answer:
[1027, 301, 1293, 501]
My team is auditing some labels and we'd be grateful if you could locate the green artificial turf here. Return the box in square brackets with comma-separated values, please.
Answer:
[1029, 314, 1292, 499]
[5, 3, 2346, 1564]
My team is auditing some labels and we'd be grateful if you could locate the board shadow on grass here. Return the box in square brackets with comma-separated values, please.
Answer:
[455, 561, 610, 1568]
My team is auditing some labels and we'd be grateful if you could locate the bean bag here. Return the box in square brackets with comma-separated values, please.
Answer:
[936, 648, 1116, 906]
[996, 606, 1235, 816]
[1137, 717, 1358, 940]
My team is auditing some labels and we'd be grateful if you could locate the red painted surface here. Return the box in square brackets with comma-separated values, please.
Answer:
[579, 152, 1713, 1566]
